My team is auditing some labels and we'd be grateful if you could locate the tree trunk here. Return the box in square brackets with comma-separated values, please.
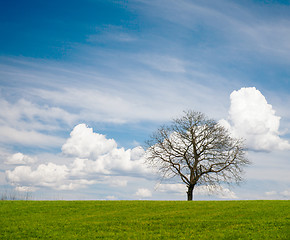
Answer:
[187, 185, 194, 201]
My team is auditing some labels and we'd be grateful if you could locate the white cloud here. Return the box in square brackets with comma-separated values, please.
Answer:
[62, 124, 117, 159]
[70, 157, 110, 175]
[5, 124, 150, 192]
[135, 188, 152, 198]
[0, 126, 65, 147]
[130, 146, 145, 161]
[6, 163, 69, 189]
[2, 98, 75, 128]
[63, 124, 149, 176]
[140, 54, 186, 73]
[0, 0, 289, 202]
[68, 150, 133, 176]
[0, 53, 233, 128]
[220, 87, 290, 151]
[5, 153, 37, 165]
[0, 97, 76, 148]
[87, 25, 137, 43]
[136, 0, 290, 62]
[30, 68, 229, 124]
[9, 170, 96, 191]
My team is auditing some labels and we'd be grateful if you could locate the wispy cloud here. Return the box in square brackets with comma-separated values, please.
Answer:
[0, 126, 65, 148]
[133, 0, 290, 62]
[87, 25, 137, 43]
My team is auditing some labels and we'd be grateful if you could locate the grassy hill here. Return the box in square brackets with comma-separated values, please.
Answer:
[0, 200, 289, 239]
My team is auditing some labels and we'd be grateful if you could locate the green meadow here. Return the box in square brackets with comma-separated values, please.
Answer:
[0, 200, 289, 239]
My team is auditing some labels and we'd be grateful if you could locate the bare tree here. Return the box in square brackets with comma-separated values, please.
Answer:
[145, 110, 250, 201]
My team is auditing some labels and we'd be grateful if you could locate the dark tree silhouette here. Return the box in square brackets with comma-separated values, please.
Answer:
[145, 110, 250, 201]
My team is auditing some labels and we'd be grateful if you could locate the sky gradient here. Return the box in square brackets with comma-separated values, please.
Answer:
[0, 0, 290, 200]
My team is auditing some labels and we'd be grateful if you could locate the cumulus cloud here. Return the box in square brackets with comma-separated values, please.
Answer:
[135, 188, 152, 198]
[220, 87, 290, 151]
[130, 146, 146, 161]
[5, 124, 149, 192]
[63, 124, 148, 176]
[6, 162, 96, 191]
[6, 163, 69, 189]
[62, 124, 117, 159]
[5, 153, 37, 165]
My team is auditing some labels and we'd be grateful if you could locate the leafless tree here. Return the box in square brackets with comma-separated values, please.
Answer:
[145, 110, 250, 201]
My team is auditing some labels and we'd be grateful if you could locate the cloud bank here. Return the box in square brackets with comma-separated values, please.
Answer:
[6, 124, 149, 192]
[220, 87, 290, 151]
[6, 163, 69, 190]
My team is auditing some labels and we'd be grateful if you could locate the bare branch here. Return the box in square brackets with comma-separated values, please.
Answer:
[145, 110, 250, 201]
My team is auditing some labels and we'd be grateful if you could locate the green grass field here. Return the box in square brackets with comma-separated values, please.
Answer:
[0, 200, 289, 239]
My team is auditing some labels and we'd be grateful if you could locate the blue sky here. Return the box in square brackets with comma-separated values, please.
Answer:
[0, 0, 289, 200]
